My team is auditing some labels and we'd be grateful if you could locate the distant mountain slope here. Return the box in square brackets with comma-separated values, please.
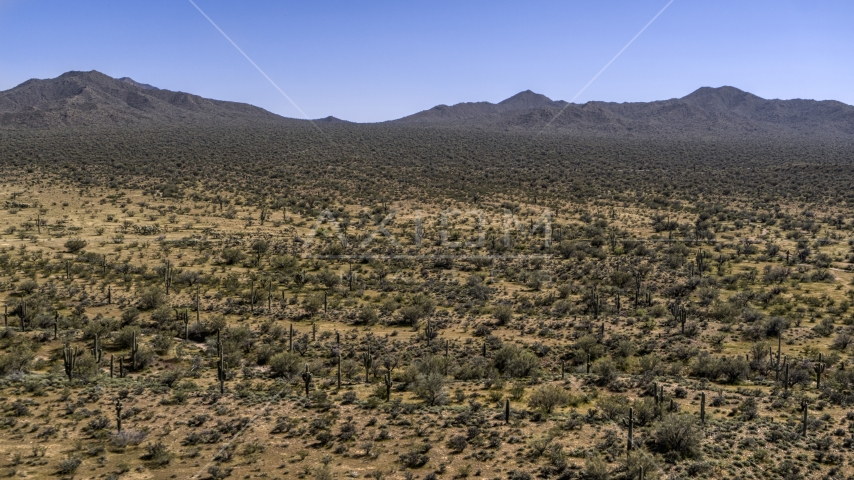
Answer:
[2, 70, 853, 140]
[0, 70, 290, 129]
[393, 86, 854, 139]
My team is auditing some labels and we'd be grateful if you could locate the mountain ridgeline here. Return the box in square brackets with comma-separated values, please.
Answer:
[392, 88, 854, 140]
[1, 70, 853, 140]
[0, 70, 289, 129]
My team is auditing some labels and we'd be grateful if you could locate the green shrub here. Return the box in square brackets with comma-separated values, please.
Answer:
[527, 384, 572, 414]
[137, 287, 165, 311]
[653, 413, 702, 459]
[64, 238, 87, 253]
[57, 456, 82, 474]
[269, 351, 301, 378]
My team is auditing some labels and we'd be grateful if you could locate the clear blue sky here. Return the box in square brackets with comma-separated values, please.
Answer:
[1, 0, 852, 122]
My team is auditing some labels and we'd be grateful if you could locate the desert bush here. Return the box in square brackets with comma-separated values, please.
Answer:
[652, 413, 702, 460]
[399, 443, 431, 468]
[492, 344, 539, 377]
[413, 373, 447, 406]
[447, 434, 468, 453]
[110, 430, 148, 448]
[57, 456, 82, 474]
[691, 353, 749, 383]
[592, 357, 619, 385]
[357, 305, 378, 324]
[220, 247, 244, 265]
[527, 384, 572, 414]
[493, 305, 513, 325]
[151, 333, 175, 355]
[17, 279, 38, 295]
[269, 351, 302, 379]
[0, 345, 34, 375]
[142, 441, 172, 467]
[583, 455, 611, 480]
[137, 287, 166, 311]
[64, 238, 87, 253]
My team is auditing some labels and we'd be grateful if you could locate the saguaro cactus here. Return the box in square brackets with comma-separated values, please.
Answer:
[250, 280, 255, 312]
[627, 407, 634, 452]
[425, 320, 436, 346]
[770, 351, 781, 382]
[784, 360, 790, 392]
[63, 344, 77, 381]
[164, 261, 173, 295]
[700, 392, 706, 425]
[337, 351, 342, 389]
[504, 399, 510, 424]
[182, 309, 189, 342]
[130, 331, 139, 371]
[384, 371, 392, 402]
[115, 399, 123, 433]
[92, 333, 103, 363]
[301, 364, 313, 397]
[801, 399, 809, 437]
[18, 302, 27, 332]
[363, 350, 373, 383]
[217, 351, 227, 395]
[814, 358, 826, 389]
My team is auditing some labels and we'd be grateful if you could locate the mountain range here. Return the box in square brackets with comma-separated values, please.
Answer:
[2, 70, 854, 140]
[0, 70, 288, 129]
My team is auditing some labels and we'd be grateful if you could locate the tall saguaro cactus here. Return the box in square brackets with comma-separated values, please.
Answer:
[217, 348, 227, 395]
[130, 331, 139, 371]
[814, 354, 826, 389]
[505, 399, 510, 424]
[301, 364, 313, 397]
[425, 319, 436, 346]
[63, 344, 77, 381]
[115, 399, 123, 433]
[384, 371, 393, 401]
[363, 349, 373, 384]
[163, 260, 173, 295]
[91, 333, 103, 363]
[627, 407, 634, 452]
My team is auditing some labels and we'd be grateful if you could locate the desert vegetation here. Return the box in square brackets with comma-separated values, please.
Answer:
[0, 124, 854, 479]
